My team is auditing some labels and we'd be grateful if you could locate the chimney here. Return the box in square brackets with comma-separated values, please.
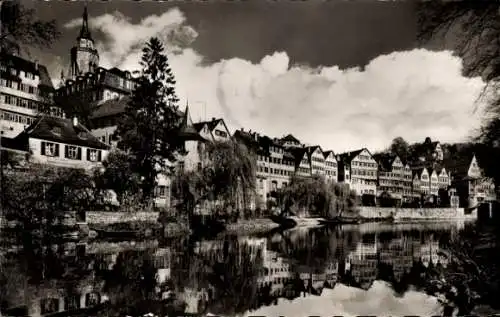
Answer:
[34, 60, 39, 71]
[212, 117, 216, 122]
[72, 117, 78, 127]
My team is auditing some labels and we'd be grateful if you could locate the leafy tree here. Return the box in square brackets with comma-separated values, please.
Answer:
[3, 166, 99, 231]
[93, 149, 142, 208]
[115, 37, 184, 202]
[387, 137, 411, 163]
[417, 2, 500, 184]
[0, 0, 60, 54]
[172, 140, 257, 220]
[276, 175, 358, 219]
[205, 141, 257, 211]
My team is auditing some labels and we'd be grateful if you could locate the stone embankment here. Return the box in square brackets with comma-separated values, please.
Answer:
[358, 207, 476, 221]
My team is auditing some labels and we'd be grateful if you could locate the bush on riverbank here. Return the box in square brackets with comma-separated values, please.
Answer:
[2, 166, 101, 231]
[425, 224, 500, 315]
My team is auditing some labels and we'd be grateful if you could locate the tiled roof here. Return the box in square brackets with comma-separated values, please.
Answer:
[444, 155, 473, 179]
[281, 134, 301, 143]
[306, 145, 322, 156]
[1, 53, 54, 89]
[91, 97, 130, 119]
[15, 116, 109, 150]
[289, 147, 308, 167]
[412, 168, 425, 178]
[193, 118, 224, 132]
[323, 150, 336, 159]
[90, 96, 184, 120]
[337, 149, 365, 164]
[373, 153, 397, 172]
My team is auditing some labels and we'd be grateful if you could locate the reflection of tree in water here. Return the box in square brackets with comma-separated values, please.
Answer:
[169, 235, 266, 316]
[0, 235, 94, 315]
[274, 227, 361, 273]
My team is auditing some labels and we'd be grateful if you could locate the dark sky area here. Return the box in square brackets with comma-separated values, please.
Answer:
[24, 0, 419, 70]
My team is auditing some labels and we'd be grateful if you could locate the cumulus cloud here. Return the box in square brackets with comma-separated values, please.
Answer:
[64, 8, 486, 153]
[240, 281, 442, 317]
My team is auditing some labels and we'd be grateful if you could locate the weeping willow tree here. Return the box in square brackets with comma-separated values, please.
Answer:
[276, 175, 359, 219]
[172, 140, 257, 219]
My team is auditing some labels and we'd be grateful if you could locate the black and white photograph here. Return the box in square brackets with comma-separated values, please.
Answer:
[1, 0, 500, 316]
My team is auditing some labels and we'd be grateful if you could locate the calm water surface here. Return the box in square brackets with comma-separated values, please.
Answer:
[0, 221, 472, 317]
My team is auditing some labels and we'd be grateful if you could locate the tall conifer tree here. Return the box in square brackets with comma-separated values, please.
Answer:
[115, 37, 183, 202]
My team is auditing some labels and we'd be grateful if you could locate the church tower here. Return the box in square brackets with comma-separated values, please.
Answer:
[70, 4, 99, 79]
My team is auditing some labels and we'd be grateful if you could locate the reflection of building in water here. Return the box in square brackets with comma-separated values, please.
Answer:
[193, 237, 266, 263]
[420, 240, 448, 268]
[153, 247, 173, 284]
[379, 236, 420, 282]
[180, 287, 212, 315]
[345, 241, 378, 289]
[3, 240, 176, 317]
[298, 260, 339, 295]
[3, 267, 106, 317]
[257, 250, 293, 297]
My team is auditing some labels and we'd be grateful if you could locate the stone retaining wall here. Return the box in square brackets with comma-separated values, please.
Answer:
[85, 211, 160, 224]
[358, 206, 476, 220]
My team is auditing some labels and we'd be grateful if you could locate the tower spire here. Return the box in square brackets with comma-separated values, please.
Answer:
[79, 3, 92, 40]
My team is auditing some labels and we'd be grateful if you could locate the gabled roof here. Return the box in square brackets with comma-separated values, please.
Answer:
[281, 134, 301, 143]
[444, 153, 475, 179]
[373, 153, 397, 172]
[289, 147, 308, 167]
[15, 116, 109, 150]
[323, 150, 336, 160]
[193, 118, 225, 133]
[337, 148, 366, 164]
[1, 53, 54, 89]
[306, 145, 323, 157]
[412, 168, 426, 179]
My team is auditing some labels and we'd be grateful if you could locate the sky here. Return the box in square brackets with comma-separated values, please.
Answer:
[244, 281, 442, 317]
[25, 0, 487, 153]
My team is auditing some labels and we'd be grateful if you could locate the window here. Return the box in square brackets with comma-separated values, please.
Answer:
[65, 145, 81, 160]
[87, 149, 101, 162]
[41, 142, 59, 157]
[214, 129, 228, 138]
[40, 298, 59, 314]
[52, 127, 62, 135]
[85, 293, 100, 307]
[64, 295, 81, 311]
[178, 161, 185, 172]
[156, 185, 168, 198]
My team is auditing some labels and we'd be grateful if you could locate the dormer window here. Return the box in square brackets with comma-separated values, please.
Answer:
[78, 131, 88, 139]
[52, 127, 62, 135]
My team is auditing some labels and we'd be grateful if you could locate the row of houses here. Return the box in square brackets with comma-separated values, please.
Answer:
[1, 6, 496, 211]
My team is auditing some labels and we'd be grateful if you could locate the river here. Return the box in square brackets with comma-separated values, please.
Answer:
[0, 220, 478, 316]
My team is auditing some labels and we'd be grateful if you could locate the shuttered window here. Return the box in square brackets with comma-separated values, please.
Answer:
[65, 145, 81, 160]
[86, 149, 102, 162]
[40, 142, 59, 157]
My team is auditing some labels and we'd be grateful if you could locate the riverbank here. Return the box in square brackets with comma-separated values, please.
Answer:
[225, 218, 280, 234]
